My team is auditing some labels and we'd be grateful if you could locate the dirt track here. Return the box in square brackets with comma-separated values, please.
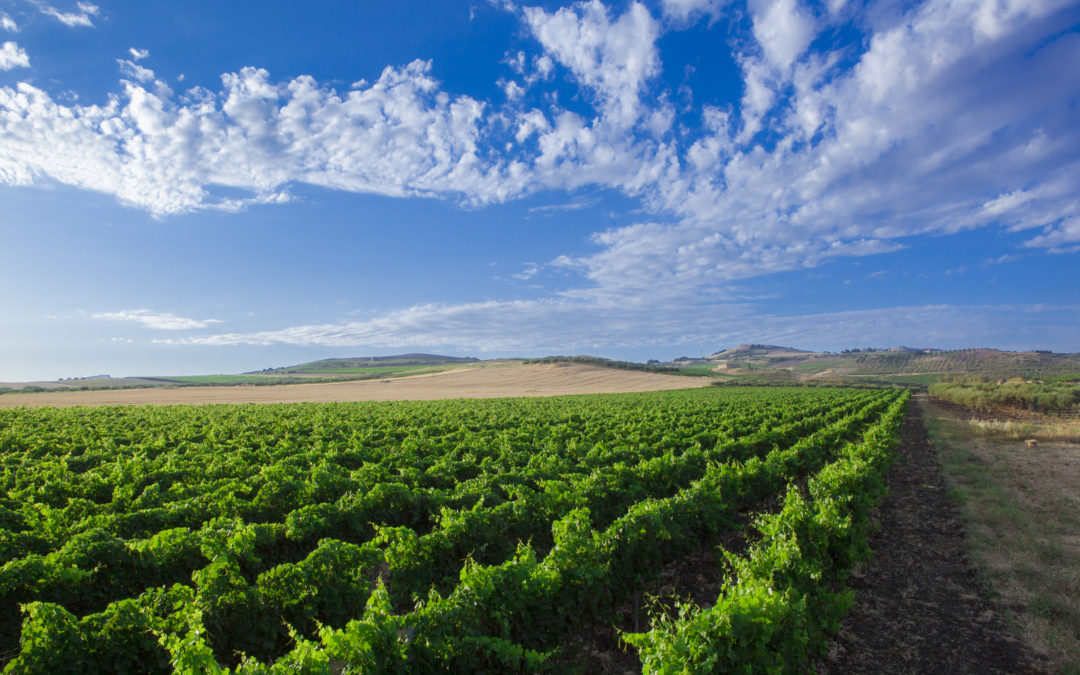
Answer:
[819, 397, 1040, 673]
[0, 363, 711, 408]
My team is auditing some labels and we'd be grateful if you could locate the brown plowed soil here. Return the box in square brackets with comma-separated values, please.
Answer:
[819, 397, 1043, 674]
[0, 363, 710, 408]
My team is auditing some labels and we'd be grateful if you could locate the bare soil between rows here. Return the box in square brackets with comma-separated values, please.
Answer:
[818, 397, 1043, 674]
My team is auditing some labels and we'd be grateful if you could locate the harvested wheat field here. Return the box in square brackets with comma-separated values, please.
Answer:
[0, 363, 711, 408]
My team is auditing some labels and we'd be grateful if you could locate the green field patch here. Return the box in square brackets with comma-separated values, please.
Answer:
[853, 373, 947, 386]
[674, 364, 723, 376]
[792, 360, 843, 373]
[294, 364, 452, 376]
[153, 374, 281, 385]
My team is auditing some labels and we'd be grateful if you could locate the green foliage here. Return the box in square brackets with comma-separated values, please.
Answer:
[625, 394, 907, 673]
[930, 376, 1080, 412]
[0, 387, 906, 672]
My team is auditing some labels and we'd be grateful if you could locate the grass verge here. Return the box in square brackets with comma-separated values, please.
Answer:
[921, 396, 1080, 673]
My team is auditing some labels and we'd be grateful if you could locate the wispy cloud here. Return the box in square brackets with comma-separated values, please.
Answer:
[128, 47, 149, 61]
[511, 262, 542, 280]
[1, 13, 18, 31]
[660, 0, 723, 24]
[0, 41, 29, 70]
[92, 309, 223, 331]
[527, 196, 601, 213]
[116, 58, 155, 83]
[39, 1, 99, 27]
[984, 254, 1021, 266]
[153, 301, 1080, 354]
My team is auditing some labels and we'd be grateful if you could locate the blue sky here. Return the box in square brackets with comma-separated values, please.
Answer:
[1, 0, 1078, 380]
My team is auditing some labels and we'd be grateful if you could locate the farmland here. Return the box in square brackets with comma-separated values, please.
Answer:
[0, 386, 906, 672]
[696, 345, 1080, 387]
[0, 355, 481, 397]
[0, 363, 712, 409]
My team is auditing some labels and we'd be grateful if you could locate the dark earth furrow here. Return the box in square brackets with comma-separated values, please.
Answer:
[819, 396, 1042, 674]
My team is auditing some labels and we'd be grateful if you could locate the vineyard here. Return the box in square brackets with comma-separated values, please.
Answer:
[0, 387, 907, 672]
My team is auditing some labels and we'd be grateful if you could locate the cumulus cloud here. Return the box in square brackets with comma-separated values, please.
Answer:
[748, 0, 816, 71]
[522, 0, 661, 128]
[92, 309, 223, 331]
[0, 41, 29, 70]
[129, 47, 149, 61]
[1, 13, 18, 31]
[0, 60, 518, 215]
[40, 1, 99, 27]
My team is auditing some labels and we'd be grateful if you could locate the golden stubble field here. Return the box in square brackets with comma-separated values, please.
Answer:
[0, 363, 712, 408]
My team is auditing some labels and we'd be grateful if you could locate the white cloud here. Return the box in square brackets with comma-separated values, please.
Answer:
[511, 262, 541, 279]
[528, 196, 600, 213]
[1023, 216, 1080, 250]
[596, 0, 1080, 295]
[117, 58, 155, 83]
[92, 309, 223, 331]
[532, 54, 554, 80]
[129, 47, 149, 61]
[40, 1, 99, 27]
[523, 0, 661, 128]
[0, 41, 29, 70]
[661, 0, 724, 23]
[984, 254, 1020, 266]
[1, 13, 18, 31]
[0, 60, 518, 215]
[514, 108, 550, 142]
[499, 78, 525, 100]
[748, 0, 816, 71]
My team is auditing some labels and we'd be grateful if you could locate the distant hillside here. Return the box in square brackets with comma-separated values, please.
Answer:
[702, 346, 1080, 385]
[254, 353, 479, 374]
[526, 355, 684, 375]
[709, 344, 813, 359]
[6, 347, 1079, 397]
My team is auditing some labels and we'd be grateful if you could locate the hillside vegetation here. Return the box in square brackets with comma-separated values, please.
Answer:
[255, 353, 480, 374]
[696, 346, 1080, 387]
[928, 377, 1080, 413]
[7, 346, 1080, 397]
[525, 355, 684, 374]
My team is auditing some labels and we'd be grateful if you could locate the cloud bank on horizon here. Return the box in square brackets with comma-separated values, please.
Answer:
[1, 0, 1079, 364]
